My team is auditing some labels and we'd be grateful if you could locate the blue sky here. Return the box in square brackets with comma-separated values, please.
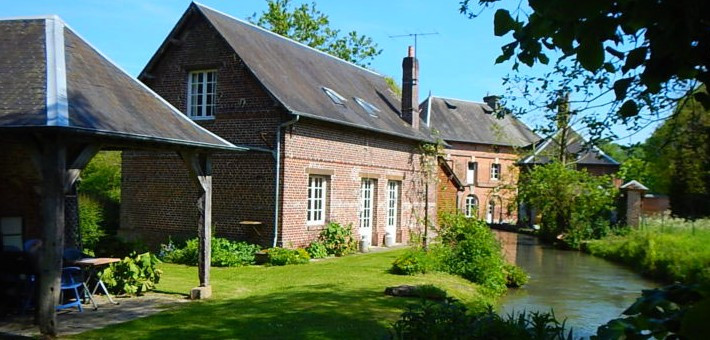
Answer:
[4, 0, 655, 145]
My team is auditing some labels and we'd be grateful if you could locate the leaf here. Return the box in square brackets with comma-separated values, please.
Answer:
[577, 41, 604, 71]
[618, 100, 639, 118]
[493, 9, 516, 36]
[605, 46, 625, 59]
[613, 78, 634, 101]
[622, 47, 647, 73]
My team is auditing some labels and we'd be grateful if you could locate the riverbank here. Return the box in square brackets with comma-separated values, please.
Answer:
[585, 217, 710, 285]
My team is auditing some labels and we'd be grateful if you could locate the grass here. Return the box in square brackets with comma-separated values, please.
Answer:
[71, 248, 491, 339]
[586, 217, 710, 284]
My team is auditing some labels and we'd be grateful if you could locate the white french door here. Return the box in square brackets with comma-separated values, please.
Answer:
[386, 181, 400, 235]
[359, 178, 374, 241]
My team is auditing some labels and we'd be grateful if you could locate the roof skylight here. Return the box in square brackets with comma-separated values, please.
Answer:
[322, 87, 347, 106]
[354, 97, 380, 117]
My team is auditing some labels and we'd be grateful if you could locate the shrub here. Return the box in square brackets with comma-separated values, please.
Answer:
[94, 235, 148, 258]
[162, 237, 260, 267]
[266, 247, 310, 266]
[437, 213, 508, 295]
[391, 298, 572, 339]
[413, 284, 448, 301]
[100, 252, 162, 295]
[391, 248, 436, 275]
[306, 241, 328, 259]
[78, 194, 104, 252]
[503, 263, 529, 288]
[318, 222, 358, 256]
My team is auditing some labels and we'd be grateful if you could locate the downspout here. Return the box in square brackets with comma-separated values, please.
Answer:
[272, 114, 300, 247]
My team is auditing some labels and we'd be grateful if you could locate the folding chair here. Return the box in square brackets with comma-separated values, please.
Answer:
[56, 267, 85, 312]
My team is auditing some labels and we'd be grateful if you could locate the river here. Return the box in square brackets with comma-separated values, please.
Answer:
[494, 231, 658, 338]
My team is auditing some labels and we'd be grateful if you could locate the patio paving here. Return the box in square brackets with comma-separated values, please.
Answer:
[0, 293, 189, 338]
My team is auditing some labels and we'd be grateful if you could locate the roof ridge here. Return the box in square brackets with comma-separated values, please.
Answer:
[192, 2, 383, 78]
[0, 15, 62, 21]
[430, 95, 488, 105]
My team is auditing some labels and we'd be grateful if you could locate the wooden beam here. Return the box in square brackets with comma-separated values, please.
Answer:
[179, 152, 213, 298]
[64, 144, 100, 194]
[37, 135, 67, 337]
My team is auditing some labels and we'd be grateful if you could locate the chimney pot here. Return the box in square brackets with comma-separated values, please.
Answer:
[402, 46, 420, 130]
[483, 95, 501, 111]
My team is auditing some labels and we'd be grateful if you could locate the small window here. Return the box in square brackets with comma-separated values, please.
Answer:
[491, 163, 501, 181]
[466, 162, 477, 185]
[322, 87, 347, 106]
[354, 97, 380, 117]
[307, 175, 328, 224]
[187, 70, 217, 119]
[1, 217, 23, 251]
[465, 195, 478, 218]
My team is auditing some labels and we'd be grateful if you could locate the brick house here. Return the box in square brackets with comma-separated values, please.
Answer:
[420, 96, 541, 224]
[120, 3, 437, 248]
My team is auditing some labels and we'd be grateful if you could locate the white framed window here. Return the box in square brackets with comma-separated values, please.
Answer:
[360, 178, 375, 231]
[386, 181, 400, 229]
[486, 199, 496, 223]
[187, 70, 217, 119]
[307, 175, 327, 224]
[491, 163, 501, 180]
[465, 195, 478, 218]
[466, 162, 477, 184]
[1, 217, 23, 251]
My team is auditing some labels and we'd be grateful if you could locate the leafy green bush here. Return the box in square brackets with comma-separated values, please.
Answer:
[78, 194, 104, 252]
[437, 213, 508, 295]
[266, 247, 310, 266]
[391, 248, 436, 275]
[306, 241, 328, 259]
[391, 298, 572, 339]
[596, 283, 710, 339]
[412, 284, 448, 301]
[503, 263, 529, 288]
[162, 237, 260, 267]
[100, 252, 162, 295]
[318, 222, 358, 256]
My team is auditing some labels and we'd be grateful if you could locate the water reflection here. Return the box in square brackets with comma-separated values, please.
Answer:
[495, 231, 657, 338]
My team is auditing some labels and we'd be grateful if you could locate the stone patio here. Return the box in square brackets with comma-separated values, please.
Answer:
[0, 293, 189, 338]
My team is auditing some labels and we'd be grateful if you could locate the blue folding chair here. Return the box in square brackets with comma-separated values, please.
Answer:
[56, 267, 84, 312]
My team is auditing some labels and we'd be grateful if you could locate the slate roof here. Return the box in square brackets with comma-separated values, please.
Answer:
[140, 2, 434, 143]
[519, 128, 620, 166]
[419, 96, 540, 147]
[0, 16, 243, 151]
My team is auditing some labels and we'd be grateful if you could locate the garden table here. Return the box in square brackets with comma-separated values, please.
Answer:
[73, 258, 121, 306]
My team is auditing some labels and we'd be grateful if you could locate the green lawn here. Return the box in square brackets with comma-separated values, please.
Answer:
[72, 248, 489, 339]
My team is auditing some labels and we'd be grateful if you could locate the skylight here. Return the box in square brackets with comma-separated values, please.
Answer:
[354, 97, 380, 117]
[322, 87, 347, 106]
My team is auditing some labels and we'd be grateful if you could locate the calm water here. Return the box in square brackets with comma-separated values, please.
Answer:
[495, 231, 658, 338]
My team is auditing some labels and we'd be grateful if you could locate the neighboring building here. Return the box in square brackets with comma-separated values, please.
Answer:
[120, 3, 437, 248]
[420, 95, 541, 224]
[518, 128, 620, 176]
[436, 157, 465, 214]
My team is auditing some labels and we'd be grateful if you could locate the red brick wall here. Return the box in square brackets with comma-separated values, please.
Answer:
[437, 164, 459, 214]
[0, 140, 42, 245]
[445, 141, 520, 223]
[279, 119, 435, 247]
[121, 13, 280, 247]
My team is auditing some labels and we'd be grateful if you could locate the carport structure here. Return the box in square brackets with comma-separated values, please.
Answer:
[0, 16, 249, 336]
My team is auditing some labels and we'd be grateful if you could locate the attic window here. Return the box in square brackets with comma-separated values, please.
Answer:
[322, 87, 347, 106]
[444, 100, 457, 109]
[354, 97, 380, 117]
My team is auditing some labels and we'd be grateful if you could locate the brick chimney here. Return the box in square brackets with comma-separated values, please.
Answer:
[402, 46, 419, 130]
[483, 95, 500, 112]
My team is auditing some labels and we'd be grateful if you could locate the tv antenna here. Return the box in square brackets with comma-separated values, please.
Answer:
[389, 32, 439, 57]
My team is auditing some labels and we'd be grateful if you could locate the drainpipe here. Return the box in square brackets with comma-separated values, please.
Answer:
[273, 114, 300, 247]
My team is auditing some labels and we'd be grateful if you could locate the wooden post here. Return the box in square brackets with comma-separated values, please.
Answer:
[180, 151, 212, 299]
[37, 136, 66, 337]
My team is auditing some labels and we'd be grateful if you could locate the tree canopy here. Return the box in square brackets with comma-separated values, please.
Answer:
[460, 0, 710, 140]
[250, 0, 382, 67]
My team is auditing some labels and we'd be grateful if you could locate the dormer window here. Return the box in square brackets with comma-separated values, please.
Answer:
[322, 87, 347, 106]
[354, 97, 380, 117]
[187, 70, 217, 119]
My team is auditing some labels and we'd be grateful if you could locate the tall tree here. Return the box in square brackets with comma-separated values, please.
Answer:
[250, 0, 382, 67]
[460, 0, 710, 141]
